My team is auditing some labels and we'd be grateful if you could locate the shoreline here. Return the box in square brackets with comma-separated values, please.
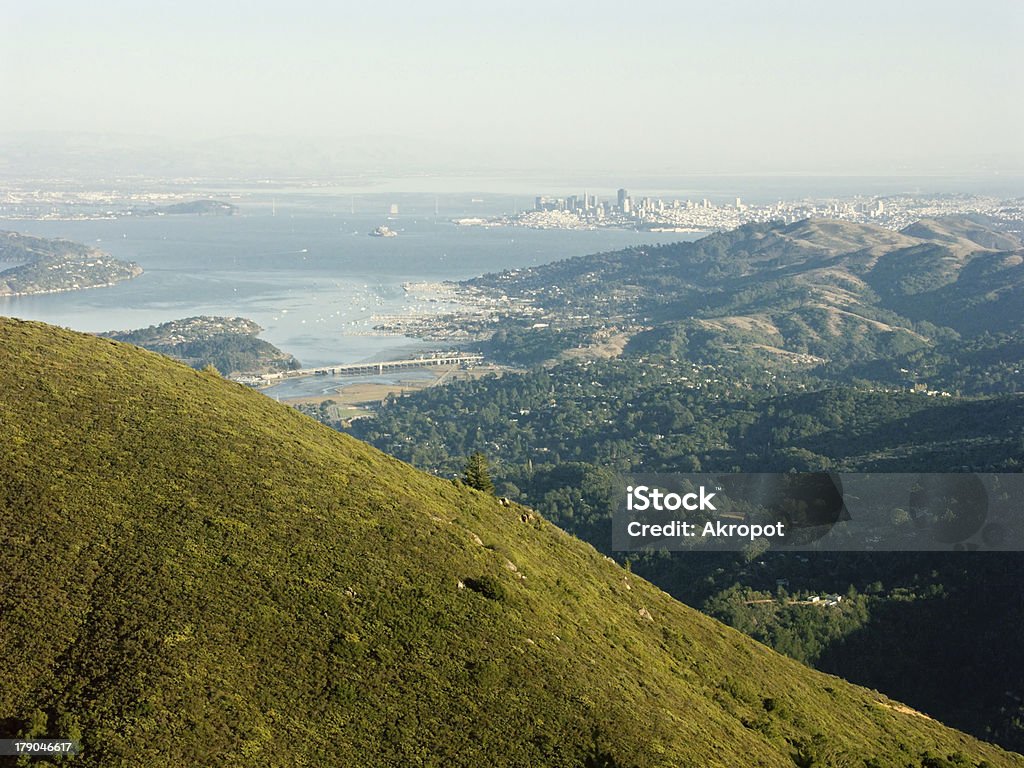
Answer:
[263, 362, 512, 418]
[0, 271, 143, 297]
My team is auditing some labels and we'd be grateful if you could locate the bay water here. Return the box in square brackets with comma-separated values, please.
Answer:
[1, 203, 696, 367]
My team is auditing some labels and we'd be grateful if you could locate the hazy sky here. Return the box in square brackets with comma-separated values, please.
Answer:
[4, 0, 1023, 175]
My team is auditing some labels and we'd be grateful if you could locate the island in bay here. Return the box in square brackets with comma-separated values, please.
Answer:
[0, 230, 143, 296]
[101, 315, 301, 377]
[126, 199, 237, 217]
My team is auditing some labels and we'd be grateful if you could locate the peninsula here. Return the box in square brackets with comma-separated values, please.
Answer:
[101, 315, 300, 376]
[0, 230, 142, 296]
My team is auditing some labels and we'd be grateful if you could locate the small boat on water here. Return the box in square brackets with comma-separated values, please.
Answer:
[369, 225, 397, 238]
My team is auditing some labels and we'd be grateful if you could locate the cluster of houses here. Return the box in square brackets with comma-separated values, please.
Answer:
[808, 594, 844, 607]
[775, 579, 844, 607]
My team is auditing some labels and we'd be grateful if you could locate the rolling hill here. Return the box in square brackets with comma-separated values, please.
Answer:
[467, 216, 1024, 375]
[0, 318, 1021, 766]
[100, 316, 300, 376]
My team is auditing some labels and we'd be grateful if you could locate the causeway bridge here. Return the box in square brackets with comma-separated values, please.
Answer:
[245, 353, 484, 384]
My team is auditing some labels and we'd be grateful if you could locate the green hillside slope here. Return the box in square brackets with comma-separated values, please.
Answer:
[466, 216, 1023, 372]
[0, 318, 1019, 767]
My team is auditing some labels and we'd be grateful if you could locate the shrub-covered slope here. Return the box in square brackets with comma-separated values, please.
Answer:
[0, 318, 1019, 767]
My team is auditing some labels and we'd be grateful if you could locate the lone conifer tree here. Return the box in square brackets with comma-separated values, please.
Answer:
[463, 452, 495, 494]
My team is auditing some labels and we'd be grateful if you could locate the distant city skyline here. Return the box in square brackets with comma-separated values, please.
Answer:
[3, 0, 1023, 177]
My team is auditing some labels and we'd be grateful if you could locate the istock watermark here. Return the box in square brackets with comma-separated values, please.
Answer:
[613, 473, 1024, 553]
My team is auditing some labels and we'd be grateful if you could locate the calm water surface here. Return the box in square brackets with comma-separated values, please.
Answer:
[2, 206, 696, 366]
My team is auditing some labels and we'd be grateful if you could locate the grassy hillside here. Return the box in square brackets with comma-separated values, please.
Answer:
[0, 318, 1020, 767]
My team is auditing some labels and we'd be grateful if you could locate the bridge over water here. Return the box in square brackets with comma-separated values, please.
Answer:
[242, 353, 485, 385]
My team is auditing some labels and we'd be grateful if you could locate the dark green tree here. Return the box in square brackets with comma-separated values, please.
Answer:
[463, 452, 495, 494]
